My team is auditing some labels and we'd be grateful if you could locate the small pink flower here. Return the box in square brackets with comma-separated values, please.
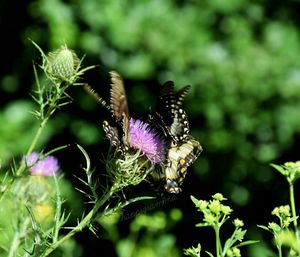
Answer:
[24, 152, 60, 176]
[129, 118, 166, 163]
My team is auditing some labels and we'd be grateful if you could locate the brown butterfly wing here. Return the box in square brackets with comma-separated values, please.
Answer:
[109, 71, 130, 145]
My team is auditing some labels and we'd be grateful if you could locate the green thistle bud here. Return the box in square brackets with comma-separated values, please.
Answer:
[46, 45, 80, 83]
[106, 150, 153, 193]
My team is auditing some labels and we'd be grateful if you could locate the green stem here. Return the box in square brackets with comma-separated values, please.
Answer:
[289, 181, 298, 238]
[53, 175, 62, 243]
[41, 189, 114, 257]
[214, 225, 222, 257]
[277, 241, 282, 257]
[8, 218, 30, 257]
[16, 115, 50, 177]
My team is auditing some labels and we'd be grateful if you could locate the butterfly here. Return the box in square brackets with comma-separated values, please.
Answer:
[84, 71, 130, 153]
[150, 81, 203, 193]
[85, 72, 202, 193]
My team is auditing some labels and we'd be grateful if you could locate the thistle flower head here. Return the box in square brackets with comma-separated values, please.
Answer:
[129, 118, 166, 163]
[106, 150, 153, 192]
[24, 152, 60, 176]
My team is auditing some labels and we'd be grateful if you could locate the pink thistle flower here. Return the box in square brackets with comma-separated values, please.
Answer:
[24, 152, 60, 176]
[129, 118, 166, 163]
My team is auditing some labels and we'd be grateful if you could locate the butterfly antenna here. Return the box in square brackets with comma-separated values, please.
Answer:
[84, 84, 111, 112]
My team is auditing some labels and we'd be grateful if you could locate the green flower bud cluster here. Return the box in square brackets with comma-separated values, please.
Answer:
[192, 193, 233, 227]
[187, 194, 255, 257]
[226, 247, 241, 257]
[260, 205, 293, 234]
[271, 205, 292, 229]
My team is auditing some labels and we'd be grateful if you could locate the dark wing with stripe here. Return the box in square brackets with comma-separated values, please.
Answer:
[156, 82, 191, 142]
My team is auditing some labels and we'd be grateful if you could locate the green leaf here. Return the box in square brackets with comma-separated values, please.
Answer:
[236, 240, 259, 247]
[270, 163, 288, 176]
[196, 223, 209, 227]
[205, 251, 215, 257]
[191, 195, 199, 207]
[76, 144, 90, 172]
[257, 225, 271, 232]
[183, 243, 201, 257]
[223, 228, 246, 254]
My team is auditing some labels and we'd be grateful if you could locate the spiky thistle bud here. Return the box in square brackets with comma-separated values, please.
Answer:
[45, 45, 81, 84]
[106, 150, 154, 193]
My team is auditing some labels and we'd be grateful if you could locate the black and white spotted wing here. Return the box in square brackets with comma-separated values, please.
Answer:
[151, 81, 203, 194]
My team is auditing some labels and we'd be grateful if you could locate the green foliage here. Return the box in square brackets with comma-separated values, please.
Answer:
[271, 162, 300, 184]
[258, 161, 300, 257]
[186, 193, 257, 257]
[98, 209, 182, 257]
[0, 44, 157, 257]
[3, 1, 300, 256]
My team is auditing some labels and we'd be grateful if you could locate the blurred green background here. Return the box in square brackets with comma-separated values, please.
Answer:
[1, 0, 300, 256]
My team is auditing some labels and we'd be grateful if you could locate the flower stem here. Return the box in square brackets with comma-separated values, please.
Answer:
[276, 239, 282, 257]
[289, 181, 299, 238]
[214, 225, 222, 257]
[41, 189, 114, 257]
[8, 217, 30, 257]
[16, 114, 50, 177]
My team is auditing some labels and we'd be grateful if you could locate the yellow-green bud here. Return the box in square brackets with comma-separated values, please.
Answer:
[232, 247, 241, 257]
[268, 222, 281, 232]
[233, 218, 244, 227]
[209, 200, 221, 214]
[283, 219, 291, 228]
[198, 200, 209, 210]
[221, 205, 233, 215]
[33, 202, 54, 223]
[212, 193, 226, 201]
[204, 213, 217, 224]
[272, 207, 280, 216]
[226, 249, 233, 257]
